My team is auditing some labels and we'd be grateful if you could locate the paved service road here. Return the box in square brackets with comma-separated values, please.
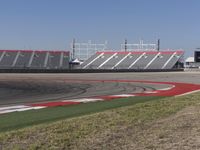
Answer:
[0, 72, 199, 106]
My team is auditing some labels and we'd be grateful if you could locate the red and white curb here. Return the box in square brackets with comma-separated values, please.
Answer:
[1, 80, 200, 115]
[0, 95, 135, 114]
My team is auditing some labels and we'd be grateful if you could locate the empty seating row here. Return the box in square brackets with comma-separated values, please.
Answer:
[80, 50, 184, 70]
[0, 50, 69, 69]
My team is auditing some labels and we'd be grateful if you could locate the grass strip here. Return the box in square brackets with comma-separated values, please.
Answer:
[0, 96, 162, 132]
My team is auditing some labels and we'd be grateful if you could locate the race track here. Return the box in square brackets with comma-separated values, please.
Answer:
[0, 72, 199, 106]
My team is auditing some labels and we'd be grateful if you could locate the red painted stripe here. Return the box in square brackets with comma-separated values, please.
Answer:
[96, 50, 184, 55]
[0, 49, 70, 54]
[64, 79, 200, 97]
[30, 101, 80, 107]
[97, 96, 121, 100]
[97, 95, 134, 100]
[17, 79, 200, 112]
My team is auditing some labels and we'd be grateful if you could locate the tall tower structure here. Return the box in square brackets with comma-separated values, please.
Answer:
[72, 38, 75, 60]
[157, 39, 160, 51]
[125, 39, 127, 52]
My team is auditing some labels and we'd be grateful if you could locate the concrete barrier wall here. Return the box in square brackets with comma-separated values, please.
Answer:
[0, 68, 184, 73]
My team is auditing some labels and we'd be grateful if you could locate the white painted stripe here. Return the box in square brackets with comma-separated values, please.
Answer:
[0, 107, 32, 114]
[77, 98, 103, 103]
[59, 52, 64, 67]
[97, 53, 117, 69]
[17, 106, 47, 111]
[110, 94, 135, 97]
[44, 52, 49, 68]
[175, 89, 200, 97]
[0, 110, 18, 114]
[128, 52, 146, 69]
[143, 91, 158, 93]
[111, 53, 131, 69]
[159, 85, 175, 91]
[12, 51, 21, 67]
[144, 52, 161, 69]
[0, 51, 6, 62]
[17, 107, 35, 112]
[0, 106, 47, 114]
[0, 105, 29, 111]
[162, 52, 177, 69]
[28, 51, 35, 67]
[63, 98, 103, 103]
[83, 53, 104, 69]
[33, 106, 47, 109]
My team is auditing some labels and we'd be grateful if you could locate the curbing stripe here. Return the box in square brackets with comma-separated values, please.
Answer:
[0, 106, 46, 114]
[175, 89, 200, 97]
[1, 80, 200, 115]
[0, 105, 29, 111]
[64, 98, 104, 103]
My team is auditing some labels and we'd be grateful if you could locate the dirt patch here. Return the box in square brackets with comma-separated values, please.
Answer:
[75, 106, 200, 150]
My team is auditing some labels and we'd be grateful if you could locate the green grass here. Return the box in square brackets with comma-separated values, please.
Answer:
[0, 96, 163, 132]
[1, 93, 200, 149]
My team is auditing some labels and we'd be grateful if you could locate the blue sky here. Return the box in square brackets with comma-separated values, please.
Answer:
[0, 0, 200, 57]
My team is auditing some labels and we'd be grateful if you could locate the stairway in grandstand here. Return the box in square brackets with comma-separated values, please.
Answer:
[0, 50, 69, 69]
[80, 50, 184, 70]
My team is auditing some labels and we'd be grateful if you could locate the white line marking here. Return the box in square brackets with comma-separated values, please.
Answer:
[0, 51, 6, 63]
[175, 89, 200, 97]
[83, 53, 104, 69]
[0, 110, 18, 114]
[16, 107, 36, 112]
[144, 52, 161, 69]
[28, 51, 35, 67]
[63, 98, 103, 103]
[33, 106, 47, 109]
[0, 106, 47, 114]
[0, 105, 29, 111]
[143, 91, 158, 93]
[111, 53, 131, 69]
[44, 52, 49, 68]
[128, 52, 146, 69]
[109, 94, 135, 97]
[12, 51, 21, 67]
[97, 53, 117, 69]
[158, 85, 175, 91]
[162, 52, 177, 69]
[16, 106, 47, 111]
[59, 52, 64, 67]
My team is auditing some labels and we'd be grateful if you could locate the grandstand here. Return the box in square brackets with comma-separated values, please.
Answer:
[0, 50, 69, 70]
[0, 48, 184, 72]
[80, 50, 184, 70]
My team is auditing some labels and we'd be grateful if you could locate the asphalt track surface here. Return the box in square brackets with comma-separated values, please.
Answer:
[0, 72, 199, 106]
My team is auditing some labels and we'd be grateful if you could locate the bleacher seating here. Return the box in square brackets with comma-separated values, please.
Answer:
[15, 51, 33, 68]
[0, 50, 70, 70]
[0, 51, 17, 68]
[80, 50, 184, 70]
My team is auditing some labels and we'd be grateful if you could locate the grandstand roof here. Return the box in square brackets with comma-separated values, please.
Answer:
[96, 50, 184, 55]
[0, 49, 69, 54]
